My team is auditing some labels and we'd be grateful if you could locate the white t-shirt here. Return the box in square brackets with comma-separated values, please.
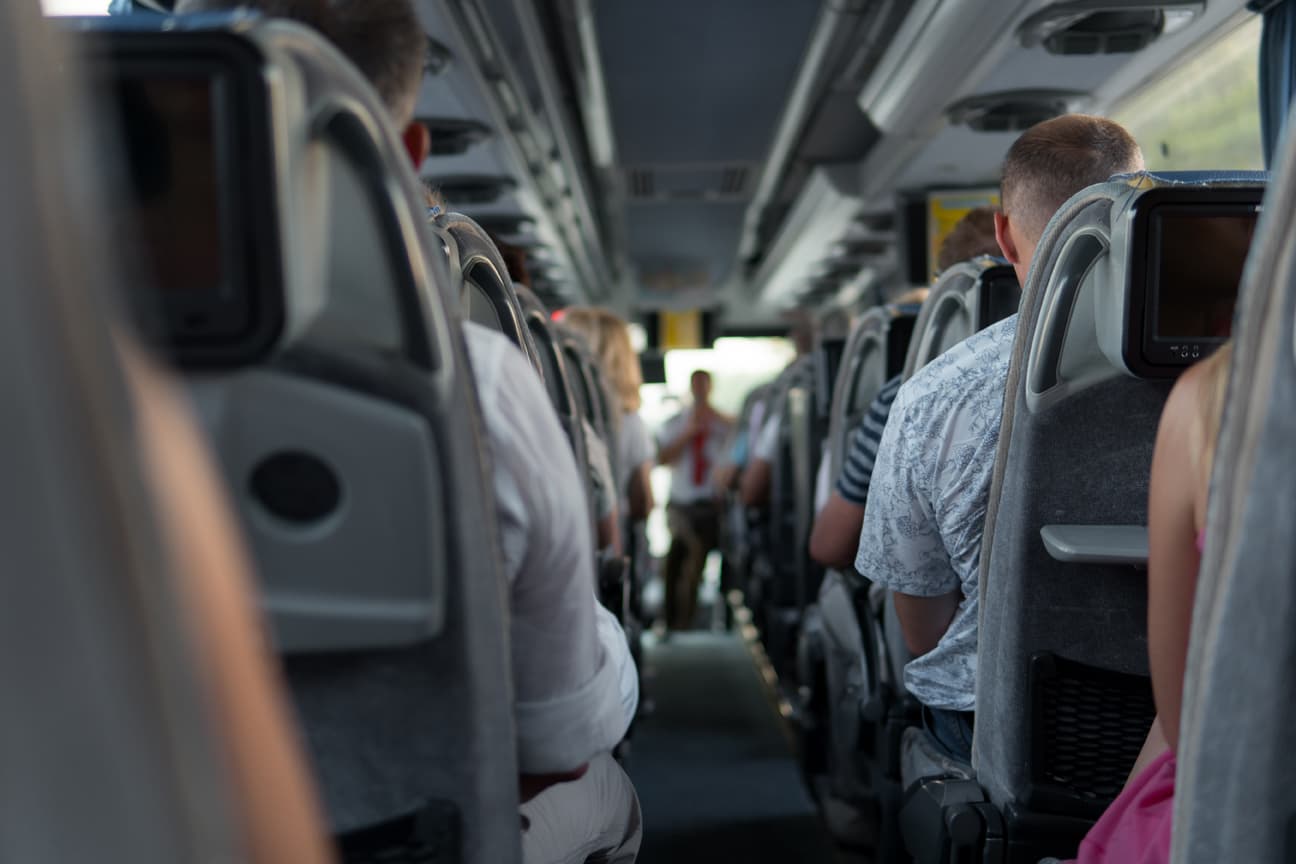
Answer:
[752, 413, 782, 463]
[614, 411, 654, 515]
[656, 407, 731, 505]
[463, 322, 637, 772]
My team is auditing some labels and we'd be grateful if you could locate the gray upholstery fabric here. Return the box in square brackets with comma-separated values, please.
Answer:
[975, 190, 1159, 811]
[977, 172, 1267, 822]
[1173, 149, 1296, 864]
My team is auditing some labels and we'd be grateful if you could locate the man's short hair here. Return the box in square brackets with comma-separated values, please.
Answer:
[176, 0, 425, 125]
[1001, 114, 1143, 246]
[936, 206, 1000, 272]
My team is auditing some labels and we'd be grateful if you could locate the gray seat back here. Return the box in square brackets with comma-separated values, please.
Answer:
[82, 17, 521, 862]
[1174, 155, 1296, 862]
[825, 305, 918, 482]
[975, 172, 1265, 826]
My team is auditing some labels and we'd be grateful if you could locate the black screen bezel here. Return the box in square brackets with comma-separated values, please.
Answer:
[87, 28, 284, 367]
[1124, 187, 1261, 378]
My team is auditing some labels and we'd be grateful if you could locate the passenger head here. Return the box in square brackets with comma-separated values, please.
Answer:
[562, 308, 643, 413]
[690, 370, 712, 406]
[486, 232, 533, 288]
[936, 206, 1000, 272]
[996, 114, 1143, 284]
[177, 0, 432, 166]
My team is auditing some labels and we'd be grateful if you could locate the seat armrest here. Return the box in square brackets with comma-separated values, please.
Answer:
[899, 776, 991, 864]
[1040, 524, 1147, 565]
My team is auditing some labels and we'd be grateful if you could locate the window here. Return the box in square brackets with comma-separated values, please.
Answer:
[42, 0, 110, 13]
[1110, 16, 1263, 172]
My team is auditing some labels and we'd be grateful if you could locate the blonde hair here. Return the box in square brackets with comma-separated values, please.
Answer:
[892, 287, 929, 306]
[561, 307, 643, 412]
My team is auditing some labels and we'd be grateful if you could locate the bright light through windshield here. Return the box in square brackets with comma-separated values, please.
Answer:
[42, 0, 110, 14]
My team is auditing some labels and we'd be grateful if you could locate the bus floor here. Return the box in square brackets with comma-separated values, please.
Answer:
[628, 629, 860, 864]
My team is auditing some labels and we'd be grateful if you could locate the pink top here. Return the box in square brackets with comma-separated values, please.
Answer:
[1066, 745, 1176, 863]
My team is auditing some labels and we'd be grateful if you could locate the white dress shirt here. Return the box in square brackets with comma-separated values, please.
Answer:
[463, 322, 637, 773]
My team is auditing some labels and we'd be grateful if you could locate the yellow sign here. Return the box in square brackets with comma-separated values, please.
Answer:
[928, 188, 1000, 278]
[660, 309, 702, 350]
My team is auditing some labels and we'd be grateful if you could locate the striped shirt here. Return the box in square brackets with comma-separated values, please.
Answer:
[836, 375, 903, 505]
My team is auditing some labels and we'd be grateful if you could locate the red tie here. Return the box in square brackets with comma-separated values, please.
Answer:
[691, 420, 708, 486]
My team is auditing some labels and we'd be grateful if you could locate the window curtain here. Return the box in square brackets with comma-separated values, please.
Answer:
[1251, 0, 1296, 166]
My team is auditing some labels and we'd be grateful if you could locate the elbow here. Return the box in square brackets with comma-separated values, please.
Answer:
[901, 628, 938, 658]
[739, 463, 769, 508]
[808, 525, 853, 572]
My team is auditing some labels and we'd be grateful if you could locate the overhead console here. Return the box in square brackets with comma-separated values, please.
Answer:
[82, 25, 284, 366]
[1114, 186, 1260, 377]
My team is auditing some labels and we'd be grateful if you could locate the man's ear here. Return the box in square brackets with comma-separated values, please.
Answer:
[994, 210, 1021, 264]
[402, 122, 432, 170]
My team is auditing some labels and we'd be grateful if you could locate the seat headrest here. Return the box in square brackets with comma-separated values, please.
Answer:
[1022, 171, 1263, 409]
[432, 211, 542, 373]
[76, 14, 450, 371]
[903, 256, 1016, 379]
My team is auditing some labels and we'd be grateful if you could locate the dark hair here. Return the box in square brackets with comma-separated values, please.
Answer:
[485, 231, 532, 288]
[176, 0, 425, 123]
[936, 206, 1000, 271]
[1001, 114, 1143, 245]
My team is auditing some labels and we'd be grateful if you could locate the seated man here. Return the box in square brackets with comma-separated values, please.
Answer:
[177, 1, 641, 859]
[809, 209, 1001, 571]
[855, 115, 1144, 764]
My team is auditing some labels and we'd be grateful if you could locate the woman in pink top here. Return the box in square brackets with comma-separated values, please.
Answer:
[1062, 342, 1233, 864]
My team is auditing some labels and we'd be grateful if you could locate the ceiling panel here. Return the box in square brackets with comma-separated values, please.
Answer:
[596, 0, 821, 166]
[626, 201, 746, 306]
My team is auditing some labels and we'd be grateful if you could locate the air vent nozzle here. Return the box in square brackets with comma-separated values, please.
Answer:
[473, 214, 537, 237]
[417, 118, 492, 157]
[1019, 2, 1205, 55]
[425, 36, 453, 76]
[947, 89, 1087, 133]
[427, 174, 517, 206]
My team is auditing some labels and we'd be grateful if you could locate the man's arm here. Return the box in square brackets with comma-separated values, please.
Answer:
[809, 492, 865, 570]
[738, 458, 772, 507]
[810, 400, 895, 569]
[892, 590, 962, 656]
[739, 414, 781, 507]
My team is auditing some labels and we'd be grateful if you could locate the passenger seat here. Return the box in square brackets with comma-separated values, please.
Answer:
[82, 16, 523, 864]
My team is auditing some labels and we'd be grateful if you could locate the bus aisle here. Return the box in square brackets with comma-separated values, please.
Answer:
[629, 628, 852, 864]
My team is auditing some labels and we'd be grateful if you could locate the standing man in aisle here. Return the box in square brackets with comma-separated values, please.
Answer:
[657, 370, 731, 632]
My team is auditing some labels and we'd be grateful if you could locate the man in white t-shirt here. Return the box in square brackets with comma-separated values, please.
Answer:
[656, 370, 731, 631]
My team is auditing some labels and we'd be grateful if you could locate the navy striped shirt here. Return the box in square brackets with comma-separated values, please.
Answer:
[836, 375, 903, 505]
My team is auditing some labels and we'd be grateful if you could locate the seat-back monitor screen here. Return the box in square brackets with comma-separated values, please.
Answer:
[1151, 210, 1256, 345]
[85, 27, 283, 366]
[116, 75, 226, 299]
[1124, 187, 1262, 377]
